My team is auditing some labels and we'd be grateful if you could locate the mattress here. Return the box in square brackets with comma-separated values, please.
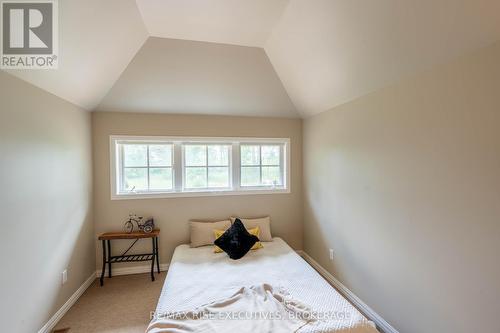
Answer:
[152, 238, 379, 333]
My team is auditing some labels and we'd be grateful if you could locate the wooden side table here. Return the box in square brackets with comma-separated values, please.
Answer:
[98, 229, 160, 286]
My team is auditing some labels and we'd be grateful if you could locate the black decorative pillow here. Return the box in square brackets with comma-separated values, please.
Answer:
[214, 219, 259, 260]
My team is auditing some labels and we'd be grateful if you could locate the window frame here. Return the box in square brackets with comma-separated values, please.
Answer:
[110, 135, 290, 200]
[117, 141, 175, 194]
[181, 143, 233, 191]
[239, 143, 284, 188]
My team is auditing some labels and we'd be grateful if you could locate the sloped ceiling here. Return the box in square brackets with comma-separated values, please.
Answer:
[4, 0, 148, 110]
[136, 0, 289, 47]
[97, 37, 299, 118]
[3, 0, 500, 117]
[265, 0, 500, 116]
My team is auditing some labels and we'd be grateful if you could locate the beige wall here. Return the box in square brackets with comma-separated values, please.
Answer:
[303, 41, 500, 333]
[92, 112, 302, 268]
[0, 71, 95, 333]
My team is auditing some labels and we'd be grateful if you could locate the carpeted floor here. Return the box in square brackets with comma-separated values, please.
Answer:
[54, 273, 166, 333]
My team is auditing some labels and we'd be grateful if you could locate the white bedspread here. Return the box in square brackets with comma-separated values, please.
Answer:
[147, 284, 312, 333]
[149, 238, 379, 333]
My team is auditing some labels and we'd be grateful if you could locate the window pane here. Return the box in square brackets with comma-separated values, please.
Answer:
[185, 167, 207, 188]
[208, 145, 229, 166]
[149, 145, 172, 166]
[124, 145, 147, 167]
[241, 166, 260, 186]
[185, 145, 206, 166]
[149, 168, 172, 190]
[241, 145, 260, 166]
[124, 168, 147, 191]
[208, 167, 229, 188]
[262, 166, 282, 186]
[261, 145, 280, 165]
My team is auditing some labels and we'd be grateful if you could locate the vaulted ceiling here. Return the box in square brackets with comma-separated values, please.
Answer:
[5, 0, 148, 110]
[97, 37, 298, 117]
[4, 0, 500, 118]
[136, 0, 289, 47]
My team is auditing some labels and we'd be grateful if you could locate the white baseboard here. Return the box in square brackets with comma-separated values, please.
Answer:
[95, 263, 169, 278]
[299, 251, 398, 333]
[38, 273, 96, 333]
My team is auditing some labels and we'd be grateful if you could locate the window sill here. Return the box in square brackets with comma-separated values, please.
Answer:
[111, 188, 291, 200]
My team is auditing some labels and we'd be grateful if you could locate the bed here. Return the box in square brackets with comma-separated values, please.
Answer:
[149, 237, 379, 333]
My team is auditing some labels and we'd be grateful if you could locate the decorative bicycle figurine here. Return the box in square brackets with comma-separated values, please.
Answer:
[123, 214, 155, 233]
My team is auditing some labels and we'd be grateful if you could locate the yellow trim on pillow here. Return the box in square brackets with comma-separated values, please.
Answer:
[213, 227, 263, 253]
[213, 229, 225, 253]
[249, 227, 263, 250]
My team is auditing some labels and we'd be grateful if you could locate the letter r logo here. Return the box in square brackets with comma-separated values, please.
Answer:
[2, 2, 53, 54]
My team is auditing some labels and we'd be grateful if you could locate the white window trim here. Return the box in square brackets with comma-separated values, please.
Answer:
[110, 135, 291, 200]
[117, 142, 175, 194]
[181, 143, 233, 191]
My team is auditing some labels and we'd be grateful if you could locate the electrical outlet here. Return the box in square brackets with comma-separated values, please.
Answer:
[62, 269, 67, 285]
[329, 249, 334, 261]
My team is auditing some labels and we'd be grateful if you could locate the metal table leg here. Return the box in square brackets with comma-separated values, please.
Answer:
[100, 240, 106, 286]
[155, 236, 160, 274]
[107, 239, 112, 278]
[150, 237, 155, 281]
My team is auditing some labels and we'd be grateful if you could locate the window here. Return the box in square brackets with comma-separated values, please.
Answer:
[111, 136, 289, 199]
[241, 145, 283, 187]
[120, 143, 173, 192]
[183, 144, 231, 190]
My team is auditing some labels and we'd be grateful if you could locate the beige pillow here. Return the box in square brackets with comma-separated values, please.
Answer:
[189, 220, 231, 247]
[230, 216, 272, 241]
